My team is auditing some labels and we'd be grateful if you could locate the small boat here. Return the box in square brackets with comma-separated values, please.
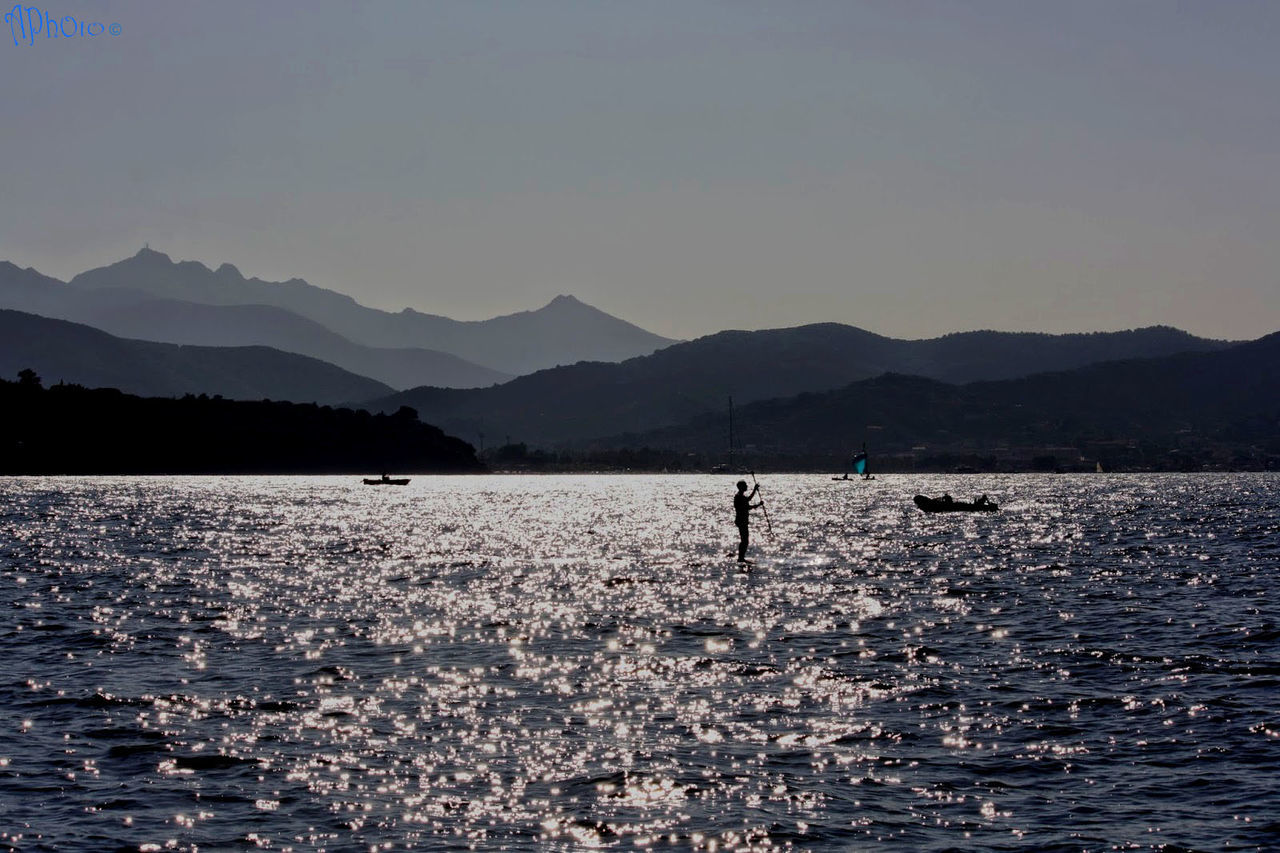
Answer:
[913, 494, 997, 513]
[363, 475, 410, 486]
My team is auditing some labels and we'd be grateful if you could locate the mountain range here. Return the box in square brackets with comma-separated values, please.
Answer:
[67, 248, 676, 375]
[0, 309, 392, 405]
[0, 249, 675, 388]
[365, 323, 1230, 447]
[0, 262, 509, 390]
[599, 332, 1280, 470]
[3, 248, 1273, 472]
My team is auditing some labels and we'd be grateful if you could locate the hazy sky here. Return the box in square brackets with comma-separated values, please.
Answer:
[3, 1, 1278, 341]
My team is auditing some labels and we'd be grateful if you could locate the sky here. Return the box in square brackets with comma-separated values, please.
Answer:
[2, 0, 1278, 342]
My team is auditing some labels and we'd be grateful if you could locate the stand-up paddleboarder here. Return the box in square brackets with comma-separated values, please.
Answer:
[734, 480, 763, 563]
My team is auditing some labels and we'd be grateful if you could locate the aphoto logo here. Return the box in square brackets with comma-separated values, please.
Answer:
[5, 4, 121, 46]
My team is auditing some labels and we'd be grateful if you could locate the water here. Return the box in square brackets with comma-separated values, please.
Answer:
[1, 474, 1277, 851]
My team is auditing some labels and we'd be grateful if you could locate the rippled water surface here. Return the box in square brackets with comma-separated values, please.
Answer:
[2, 474, 1277, 851]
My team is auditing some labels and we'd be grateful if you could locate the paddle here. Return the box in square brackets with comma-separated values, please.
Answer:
[749, 471, 773, 538]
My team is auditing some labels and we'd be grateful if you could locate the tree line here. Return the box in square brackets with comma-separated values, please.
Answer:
[1, 370, 481, 474]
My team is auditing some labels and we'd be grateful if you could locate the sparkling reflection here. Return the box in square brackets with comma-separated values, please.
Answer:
[1, 474, 1278, 850]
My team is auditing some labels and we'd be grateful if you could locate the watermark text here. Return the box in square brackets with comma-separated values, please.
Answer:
[6, 4, 121, 45]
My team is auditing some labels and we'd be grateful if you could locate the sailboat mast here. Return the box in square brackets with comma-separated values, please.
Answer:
[728, 396, 735, 470]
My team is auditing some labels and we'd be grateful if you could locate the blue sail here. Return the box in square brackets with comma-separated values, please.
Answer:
[852, 452, 868, 476]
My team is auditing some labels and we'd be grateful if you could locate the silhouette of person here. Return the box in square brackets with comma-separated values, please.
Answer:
[734, 480, 762, 562]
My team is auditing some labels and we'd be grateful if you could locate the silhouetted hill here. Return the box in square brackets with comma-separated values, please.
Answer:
[68, 249, 675, 373]
[0, 372, 480, 474]
[0, 310, 392, 405]
[599, 333, 1280, 468]
[365, 323, 1228, 447]
[0, 260, 510, 389]
[893, 326, 1224, 383]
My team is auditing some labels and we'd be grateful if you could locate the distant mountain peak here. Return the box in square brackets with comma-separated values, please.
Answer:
[125, 249, 243, 284]
[134, 246, 172, 262]
[547, 294, 581, 307]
